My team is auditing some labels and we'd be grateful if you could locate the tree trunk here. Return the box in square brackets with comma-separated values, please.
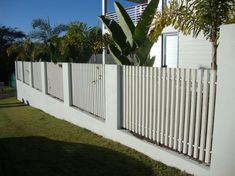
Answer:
[211, 41, 218, 70]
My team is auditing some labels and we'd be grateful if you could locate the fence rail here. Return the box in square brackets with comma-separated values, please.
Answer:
[122, 66, 217, 164]
[46, 63, 64, 100]
[107, 3, 147, 25]
[71, 64, 105, 119]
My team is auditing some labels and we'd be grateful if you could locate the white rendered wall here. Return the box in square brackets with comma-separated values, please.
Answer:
[15, 25, 235, 175]
[17, 63, 213, 176]
[209, 24, 235, 176]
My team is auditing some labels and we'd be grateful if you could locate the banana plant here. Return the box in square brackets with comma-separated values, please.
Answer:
[99, 0, 159, 66]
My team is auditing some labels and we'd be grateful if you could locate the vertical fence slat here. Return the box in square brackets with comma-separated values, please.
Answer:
[178, 69, 186, 152]
[123, 66, 126, 128]
[169, 69, 176, 148]
[199, 70, 209, 161]
[153, 68, 157, 141]
[156, 68, 162, 143]
[131, 66, 135, 132]
[149, 67, 153, 140]
[160, 68, 166, 144]
[145, 67, 149, 138]
[193, 70, 203, 159]
[141, 67, 145, 136]
[205, 70, 216, 164]
[138, 66, 142, 135]
[135, 66, 138, 133]
[183, 69, 191, 154]
[173, 69, 181, 150]
[164, 68, 171, 146]
[188, 70, 197, 156]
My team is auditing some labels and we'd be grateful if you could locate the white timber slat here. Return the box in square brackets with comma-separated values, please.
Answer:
[188, 69, 197, 156]
[173, 69, 181, 150]
[160, 68, 166, 144]
[169, 69, 176, 148]
[149, 67, 153, 140]
[123, 66, 126, 128]
[205, 70, 216, 164]
[199, 70, 209, 161]
[138, 66, 142, 134]
[164, 68, 171, 146]
[193, 70, 203, 159]
[178, 69, 186, 152]
[131, 66, 134, 132]
[156, 68, 162, 143]
[141, 67, 145, 136]
[183, 69, 191, 154]
[145, 67, 149, 138]
[135, 66, 138, 133]
[152, 68, 157, 141]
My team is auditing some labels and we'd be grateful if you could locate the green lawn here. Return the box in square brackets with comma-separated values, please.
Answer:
[0, 97, 191, 176]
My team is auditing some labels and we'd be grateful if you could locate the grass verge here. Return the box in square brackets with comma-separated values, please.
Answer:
[0, 97, 191, 176]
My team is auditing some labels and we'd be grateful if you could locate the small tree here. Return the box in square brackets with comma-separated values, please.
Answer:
[150, 0, 235, 70]
[88, 27, 112, 63]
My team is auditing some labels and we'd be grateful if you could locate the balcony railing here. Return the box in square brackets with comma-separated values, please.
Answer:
[106, 3, 148, 25]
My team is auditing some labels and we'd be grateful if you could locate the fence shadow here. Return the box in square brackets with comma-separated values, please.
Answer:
[0, 136, 153, 176]
[0, 102, 26, 109]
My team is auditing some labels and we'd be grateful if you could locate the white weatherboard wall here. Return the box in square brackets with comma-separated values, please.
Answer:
[178, 33, 211, 68]
[15, 24, 235, 176]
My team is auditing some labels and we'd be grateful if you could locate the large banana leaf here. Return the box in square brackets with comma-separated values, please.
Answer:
[136, 38, 153, 65]
[109, 44, 131, 65]
[133, 0, 159, 46]
[99, 16, 128, 52]
[114, 1, 135, 47]
[144, 55, 155, 66]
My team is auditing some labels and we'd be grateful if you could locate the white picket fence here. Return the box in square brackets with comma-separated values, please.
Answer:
[46, 63, 64, 100]
[122, 66, 217, 164]
[32, 62, 42, 91]
[71, 64, 105, 119]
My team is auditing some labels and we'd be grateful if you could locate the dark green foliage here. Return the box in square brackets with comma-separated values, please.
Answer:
[99, 0, 160, 66]
[0, 25, 25, 85]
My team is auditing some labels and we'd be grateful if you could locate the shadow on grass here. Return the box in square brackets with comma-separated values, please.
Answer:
[0, 136, 153, 176]
[0, 101, 26, 108]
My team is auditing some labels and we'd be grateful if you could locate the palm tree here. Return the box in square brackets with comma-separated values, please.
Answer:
[29, 18, 67, 43]
[150, 0, 235, 70]
[60, 22, 92, 63]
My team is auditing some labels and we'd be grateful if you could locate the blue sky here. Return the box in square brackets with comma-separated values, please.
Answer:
[0, 0, 135, 34]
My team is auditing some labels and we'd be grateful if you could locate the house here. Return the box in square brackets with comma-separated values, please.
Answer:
[104, 0, 212, 68]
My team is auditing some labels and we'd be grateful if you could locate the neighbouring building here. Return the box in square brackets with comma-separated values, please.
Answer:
[105, 0, 212, 68]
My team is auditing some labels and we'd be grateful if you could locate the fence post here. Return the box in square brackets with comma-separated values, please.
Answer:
[210, 24, 235, 176]
[105, 65, 122, 131]
[62, 63, 72, 107]
[41, 62, 47, 94]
